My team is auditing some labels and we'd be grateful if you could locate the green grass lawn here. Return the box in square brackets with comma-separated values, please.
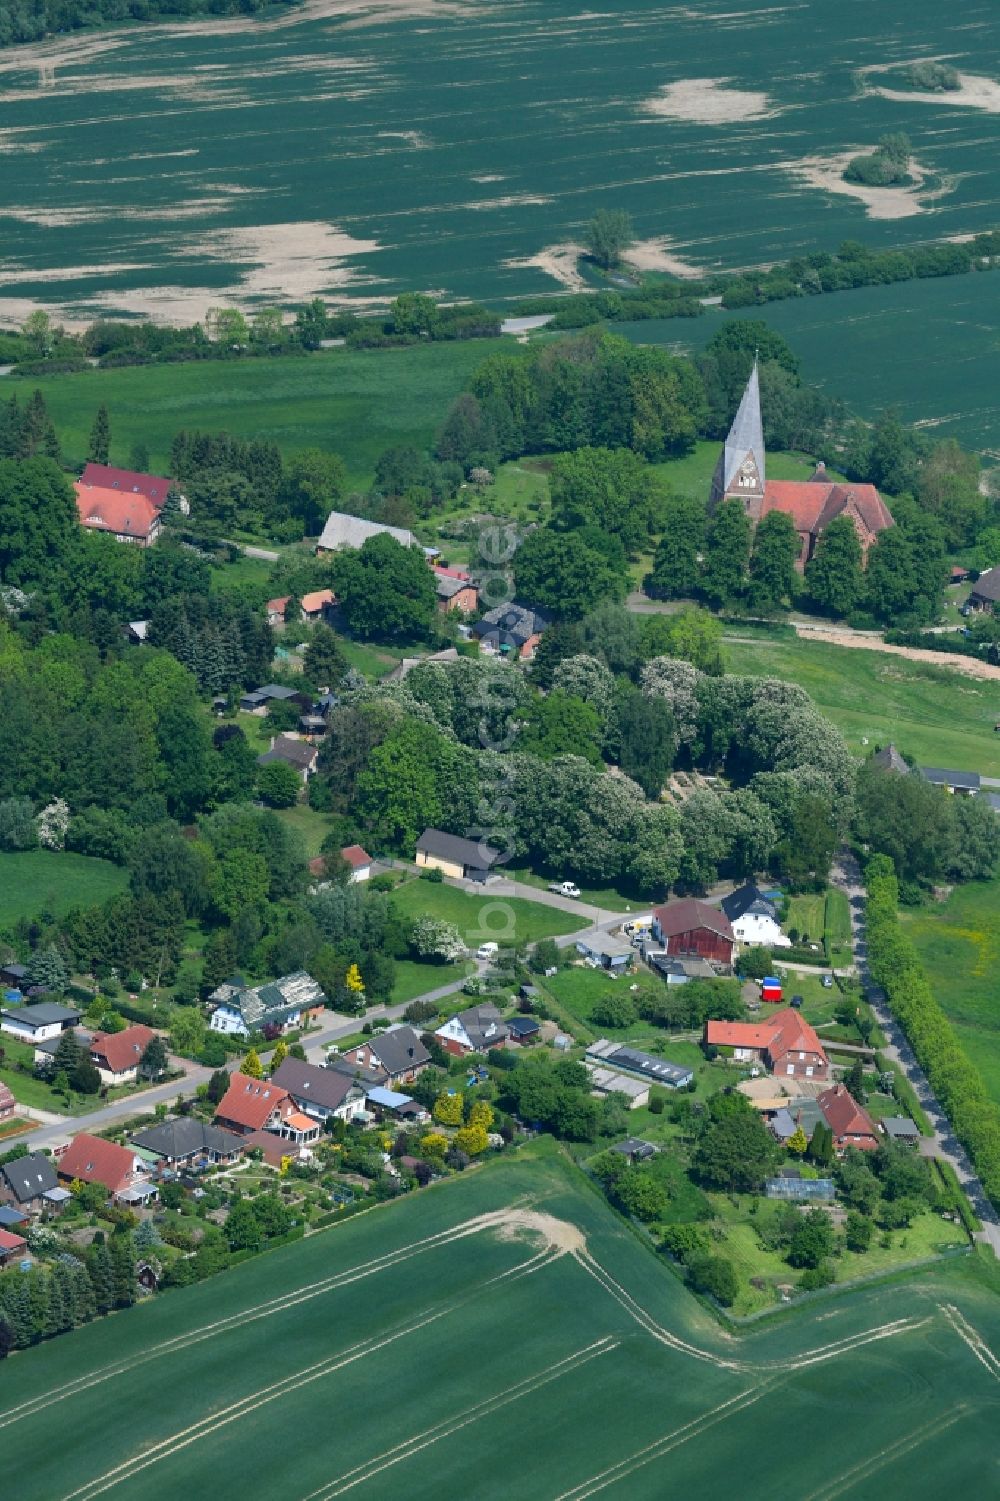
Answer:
[273, 802, 330, 860]
[30, 341, 508, 490]
[723, 635, 1000, 775]
[0, 851, 128, 926]
[389, 958, 468, 1006]
[785, 892, 825, 947]
[904, 876, 1000, 1106]
[540, 966, 648, 1041]
[339, 639, 409, 680]
[389, 877, 580, 949]
[825, 887, 853, 967]
[506, 864, 637, 913]
[5, 1141, 995, 1501]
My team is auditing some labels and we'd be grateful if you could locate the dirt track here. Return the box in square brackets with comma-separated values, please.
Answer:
[794, 625, 1000, 682]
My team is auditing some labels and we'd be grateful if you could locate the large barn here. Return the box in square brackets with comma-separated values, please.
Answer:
[651, 899, 735, 966]
[709, 362, 893, 568]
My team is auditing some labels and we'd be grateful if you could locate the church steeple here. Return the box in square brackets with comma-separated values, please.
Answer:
[709, 360, 766, 518]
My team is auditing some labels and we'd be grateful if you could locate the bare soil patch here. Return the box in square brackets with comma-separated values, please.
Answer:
[641, 77, 776, 123]
[624, 237, 703, 278]
[785, 150, 950, 220]
[870, 69, 1000, 114]
[503, 242, 586, 292]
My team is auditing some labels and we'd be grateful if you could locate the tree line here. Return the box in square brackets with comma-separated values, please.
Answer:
[865, 855, 1000, 1205]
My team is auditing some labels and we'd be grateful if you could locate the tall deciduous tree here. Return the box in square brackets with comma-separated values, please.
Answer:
[332, 534, 436, 642]
[805, 515, 864, 618]
[584, 208, 634, 269]
[643, 493, 706, 599]
[748, 510, 799, 612]
[699, 499, 751, 609]
[513, 527, 627, 620]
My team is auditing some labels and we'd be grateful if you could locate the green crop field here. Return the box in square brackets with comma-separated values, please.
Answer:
[26, 342, 507, 486]
[0, 850, 127, 926]
[4, 1, 1000, 446]
[2, 1146, 999, 1501]
[904, 876, 1000, 1106]
[723, 635, 1000, 776]
[389, 876, 580, 949]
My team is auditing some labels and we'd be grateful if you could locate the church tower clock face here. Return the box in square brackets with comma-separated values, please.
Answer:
[738, 457, 759, 489]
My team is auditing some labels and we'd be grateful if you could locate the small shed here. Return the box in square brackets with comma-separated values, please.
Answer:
[882, 1116, 919, 1145]
[609, 1138, 658, 1164]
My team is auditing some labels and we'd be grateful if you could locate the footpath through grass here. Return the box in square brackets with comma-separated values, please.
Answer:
[724, 635, 1000, 775]
[0, 850, 128, 926]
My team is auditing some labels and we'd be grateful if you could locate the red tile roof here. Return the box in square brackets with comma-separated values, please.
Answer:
[705, 1008, 828, 1068]
[653, 899, 734, 941]
[285, 1110, 318, 1134]
[243, 1130, 295, 1166]
[267, 596, 291, 616]
[764, 480, 893, 541]
[301, 589, 335, 614]
[341, 844, 372, 869]
[215, 1073, 291, 1132]
[0, 1229, 28, 1253]
[433, 564, 471, 581]
[80, 463, 173, 507]
[90, 1025, 155, 1076]
[58, 1133, 137, 1194]
[817, 1084, 879, 1145]
[74, 483, 160, 541]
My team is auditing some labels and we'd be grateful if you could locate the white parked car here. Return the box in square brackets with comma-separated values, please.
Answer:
[548, 881, 581, 899]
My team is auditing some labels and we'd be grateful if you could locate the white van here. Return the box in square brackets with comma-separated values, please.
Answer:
[476, 942, 499, 961]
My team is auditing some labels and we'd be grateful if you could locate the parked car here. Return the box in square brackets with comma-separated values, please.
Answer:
[821, 974, 833, 989]
[548, 881, 582, 899]
[476, 942, 499, 961]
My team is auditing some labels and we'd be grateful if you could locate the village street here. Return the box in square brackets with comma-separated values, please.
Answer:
[832, 851, 1000, 1258]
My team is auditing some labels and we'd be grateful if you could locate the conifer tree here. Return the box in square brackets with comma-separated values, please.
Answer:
[88, 404, 111, 465]
[242, 1047, 263, 1079]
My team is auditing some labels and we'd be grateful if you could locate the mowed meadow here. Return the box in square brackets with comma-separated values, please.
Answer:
[2, 1145, 999, 1501]
[1, 0, 1000, 332]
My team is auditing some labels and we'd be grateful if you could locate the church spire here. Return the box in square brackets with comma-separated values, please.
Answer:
[709, 359, 766, 514]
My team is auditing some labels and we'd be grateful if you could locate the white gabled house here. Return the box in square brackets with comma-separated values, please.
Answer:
[720, 885, 791, 950]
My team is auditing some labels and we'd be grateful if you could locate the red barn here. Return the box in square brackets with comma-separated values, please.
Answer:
[651, 899, 734, 967]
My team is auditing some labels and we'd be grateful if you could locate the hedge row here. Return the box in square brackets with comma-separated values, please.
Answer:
[865, 854, 1000, 1206]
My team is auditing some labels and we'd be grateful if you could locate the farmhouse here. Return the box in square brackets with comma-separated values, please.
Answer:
[720, 884, 790, 949]
[74, 483, 161, 546]
[1, 1002, 82, 1042]
[208, 971, 327, 1038]
[651, 899, 734, 966]
[214, 1073, 320, 1144]
[817, 1083, 879, 1152]
[257, 734, 319, 783]
[705, 1008, 829, 1080]
[472, 603, 548, 661]
[435, 1004, 507, 1056]
[415, 828, 501, 882]
[710, 362, 893, 567]
[89, 1024, 156, 1085]
[130, 1118, 244, 1169]
[80, 462, 176, 509]
[57, 1134, 152, 1202]
[586, 1039, 694, 1089]
[270, 1057, 367, 1124]
[316, 511, 417, 554]
[341, 1026, 432, 1085]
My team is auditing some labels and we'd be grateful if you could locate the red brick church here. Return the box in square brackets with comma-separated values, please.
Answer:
[709, 363, 893, 568]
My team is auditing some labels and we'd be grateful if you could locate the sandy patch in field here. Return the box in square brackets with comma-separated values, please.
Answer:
[471, 174, 505, 183]
[624, 237, 702, 277]
[0, 298, 95, 332]
[0, 34, 125, 76]
[503, 242, 586, 292]
[784, 151, 949, 220]
[490, 1209, 586, 1256]
[870, 70, 1000, 114]
[641, 77, 776, 123]
[0, 260, 151, 285]
[0, 130, 45, 155]
[183, 220, 383, 300]
[466, 193, 552, 211]
[377, 130, 433, 149]
[793, 625, 1000, 681]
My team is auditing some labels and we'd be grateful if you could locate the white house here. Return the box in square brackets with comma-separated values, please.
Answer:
[435, 1004, 507, 1056]
[209, 972, 327, 1039]
[1, 1003, 82, 1043]
[720, 885, 791, 949]
[341, 845, 373, 883]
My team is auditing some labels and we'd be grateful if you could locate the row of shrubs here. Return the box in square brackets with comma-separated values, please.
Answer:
[865, 854, 1000, 1205]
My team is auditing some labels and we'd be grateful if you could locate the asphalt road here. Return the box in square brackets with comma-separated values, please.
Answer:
[832, 851, 1000, 1258]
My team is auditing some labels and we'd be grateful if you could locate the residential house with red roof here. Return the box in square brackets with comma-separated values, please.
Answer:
[817, 1083, 880, 1152]
[80, 462, 176, 509]
[341, 844, 372, 883]
[214, 1072, 319, 1144]
[705, 1008, 829, 1081]
[709, 363, 893, 569]
[433, 565, 479, 614]
[57, 1133, 152, 1202]
[651, 899, 735, 967]
[74, 483, 161, 546]
[89, 1024, 156, 1086]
